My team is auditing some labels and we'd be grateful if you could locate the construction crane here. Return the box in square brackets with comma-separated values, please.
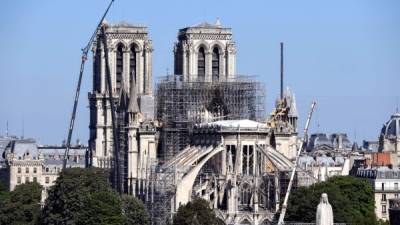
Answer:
[99, 24, 123, 194]
[277, 101, 317, 225]
[63, 0, 114, 169]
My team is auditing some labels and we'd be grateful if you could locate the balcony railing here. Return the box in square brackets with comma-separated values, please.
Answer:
[374, 187, 400, 192]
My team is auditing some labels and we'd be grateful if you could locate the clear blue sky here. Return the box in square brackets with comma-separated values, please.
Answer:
[0, 0, 399, 145]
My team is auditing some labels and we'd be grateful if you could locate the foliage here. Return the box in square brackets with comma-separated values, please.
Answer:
[76, 191, 125, 225]
[0, 182, 42, 225]
[0, 180, 10, 208]
[40, 167, 112, 224]
[40, 167, 151, 225]
[173, 197, 225, 225]
[121, 195, 150, 225]
[285, 176, 377, 225]
[376, 219, 389, 225]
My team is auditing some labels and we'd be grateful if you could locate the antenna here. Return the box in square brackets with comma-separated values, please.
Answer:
[22, 118, 24, 139]
[280, 42, 284, 100]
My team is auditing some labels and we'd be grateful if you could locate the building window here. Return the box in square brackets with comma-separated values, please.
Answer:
[395, 183, 399, 191]
[25, 167, 29, 173]
[395, 193, 398, 198]
[197, 47, 206, 81]
[226, 145, 237, 172]
[33, 177, 37, 183]
[17, 167, 21, 174]
[382, 205, 386, 213]
[25, 177, 29, 183]
[382, 194, 386, 202]
[242, 145, 254, 175]
[46, 167, 49, 173]
[17, 177, 21, 184]
[382, 183, 385, 191]
[45, 177, 50, 184]
[240, 183, 252, 207]
[33, 167, 37, 173]
[116, 44, 124, 94]
[212, 47, 220, 82]
[129, 45, 136, 86]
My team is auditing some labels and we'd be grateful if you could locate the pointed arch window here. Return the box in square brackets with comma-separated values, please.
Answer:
[240, 183, 252, 207]
[197, 47, 206, 81]
[116, 44, 124, 94]
[129, 45, 136, 86]
[212, 47, 220, 82]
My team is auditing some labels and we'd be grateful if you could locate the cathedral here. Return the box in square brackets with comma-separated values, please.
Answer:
[88, 20, 302, 225]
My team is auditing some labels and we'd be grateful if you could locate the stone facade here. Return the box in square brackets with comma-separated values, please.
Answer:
[88, 22, 157, 195]
[3, 138, 86, 202]
[356, 167, 400, 221]
[87, 20, 305, 224]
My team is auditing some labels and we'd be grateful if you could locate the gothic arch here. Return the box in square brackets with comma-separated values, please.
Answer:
[195, 41, 210, 53]
[261, 219, 272, 225]
[127, 40, 142, 52]
[113, 41, 128, 51]
[209, 40, 224, 53]
[175, 144, 224, 210]
[240, 218, 252, 225]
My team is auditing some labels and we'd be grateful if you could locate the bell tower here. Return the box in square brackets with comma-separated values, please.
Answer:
[173, 20, 237, 82]
[89, 22, 154, 168]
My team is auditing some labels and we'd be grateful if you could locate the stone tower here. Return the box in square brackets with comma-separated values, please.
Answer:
[173, 20, 237, 82]
[89, 23, 156, 196]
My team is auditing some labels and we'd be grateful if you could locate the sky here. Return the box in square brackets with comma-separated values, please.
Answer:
[0, 0, 399, 145]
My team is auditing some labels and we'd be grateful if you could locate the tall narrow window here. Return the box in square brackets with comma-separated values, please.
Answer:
[197, 47, 206, 81]
[242, 145, 248, 174]
[129, 46, 136, 86]
[116, 44, 124, 94]
[212, 47, 220, 82]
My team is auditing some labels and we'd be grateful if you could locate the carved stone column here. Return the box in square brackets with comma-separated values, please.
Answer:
[144, 41, 153, 95]
[136, 50, 142, 94]
[205, 51, 212, 82]
[123, 49, 130, 93]
[220, 51, 226, 81]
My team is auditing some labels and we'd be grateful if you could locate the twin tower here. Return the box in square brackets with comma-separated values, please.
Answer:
[88, 21, 237, 193]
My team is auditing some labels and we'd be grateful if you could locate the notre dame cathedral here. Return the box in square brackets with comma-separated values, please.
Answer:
[88, 20, 301, 225]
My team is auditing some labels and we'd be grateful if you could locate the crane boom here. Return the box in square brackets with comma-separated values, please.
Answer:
[277, 101, 317, 225]
[63, 0, 114, 169]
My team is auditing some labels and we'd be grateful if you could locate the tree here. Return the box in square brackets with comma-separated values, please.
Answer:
[121, 195, 150, 225]
[173, 198, 225, 225]
[0, 182, 42, 225]
[0, 180, 10, 209]
[40, 167, 113, 224]
[285, 176, 377, 225]
[76, 191, 125, 225]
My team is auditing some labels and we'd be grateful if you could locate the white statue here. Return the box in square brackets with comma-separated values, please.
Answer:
[316, 193, 333, 225]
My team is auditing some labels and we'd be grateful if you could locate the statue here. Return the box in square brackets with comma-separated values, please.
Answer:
[316, 193, 333, 225]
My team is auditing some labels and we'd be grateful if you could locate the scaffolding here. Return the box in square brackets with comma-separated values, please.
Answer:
[155, 75, 266, 161]
[147, 163, 182, 225]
